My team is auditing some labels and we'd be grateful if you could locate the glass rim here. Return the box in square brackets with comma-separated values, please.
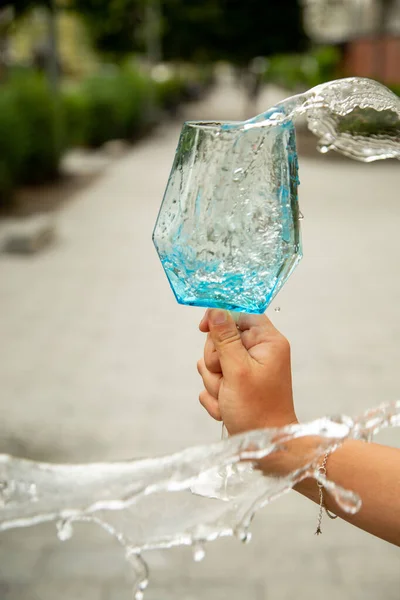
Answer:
[184, 120, 242, 130]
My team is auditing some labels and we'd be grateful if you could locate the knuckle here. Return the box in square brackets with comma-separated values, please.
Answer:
[277, 334, 291, 355]
[197, 359, 203, 375]
[218, 329, 241, 347]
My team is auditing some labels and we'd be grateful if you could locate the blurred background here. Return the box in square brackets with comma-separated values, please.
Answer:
[0, 1, 399, 599]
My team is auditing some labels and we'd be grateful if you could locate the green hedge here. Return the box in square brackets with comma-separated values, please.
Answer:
[0, 65, 208, 206]
[266, 46, 341, 91]
[76, 67, 155, 147]
[62, 69, 192, 148]
[62, 88, 90, 148]
[154, 76, 187, 112]
[62, 67, 155, 149]
[0, 74, 64, 206]
[12, 75, 65, 184]
[0, 88, 26, 205]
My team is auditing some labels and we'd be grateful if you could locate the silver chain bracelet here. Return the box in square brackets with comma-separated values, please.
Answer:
[315, 449, 338, 535]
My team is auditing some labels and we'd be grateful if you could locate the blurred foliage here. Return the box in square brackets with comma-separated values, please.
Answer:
[11, 8, 99, 78]
[68, 0, 307, 64]
[6, 1, 51, 17]
[266, 46, 341, 91]
[0, 73, 63, 206]
[62, 87, 90, 147]
[163, 0, 307, 64]
[63, 64, 211, 147]
[0, 63, 210, 205]
[0, 88, 26, 204]
[68, 0, 142, 58]
[154, 74, 186, 112]
[12, 73, 64, 183]
[71, 65, 154, 147]
[389, 84, 400, 97]
[6, 0, 307, 71]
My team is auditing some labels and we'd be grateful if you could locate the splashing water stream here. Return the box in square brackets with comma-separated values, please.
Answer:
[1, 402, 400, 597]
[1, 78, 400, 597]
[249, 77, 400, 162]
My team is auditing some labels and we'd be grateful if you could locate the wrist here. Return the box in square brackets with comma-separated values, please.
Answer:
[260, 412, 299, 431]
[256, 434, 322, 478]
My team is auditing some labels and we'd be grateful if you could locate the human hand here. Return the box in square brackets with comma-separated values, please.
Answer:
[197, 309, 298, 435]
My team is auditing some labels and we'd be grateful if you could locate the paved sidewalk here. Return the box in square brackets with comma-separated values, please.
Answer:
[0, 81, 399, 599]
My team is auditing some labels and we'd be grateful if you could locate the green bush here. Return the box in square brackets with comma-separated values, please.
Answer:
[80, 67, 155, 147]
[307, 46, 341, 87]
[0, 88, 26, 206]
[266, 46, 341, 91]
[62, 88, 90, 148]
[267, 54, 305, 90]
[155, 76, 187, 112]
[11, 74, 65, 184]
[0, 74, 65, 206]
[0, 64, 194, 204]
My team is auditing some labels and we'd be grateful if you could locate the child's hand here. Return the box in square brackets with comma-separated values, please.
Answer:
[197, 309, 297, 435]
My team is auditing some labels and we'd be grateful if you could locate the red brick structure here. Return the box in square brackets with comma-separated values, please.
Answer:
[342, 36, 400, 84]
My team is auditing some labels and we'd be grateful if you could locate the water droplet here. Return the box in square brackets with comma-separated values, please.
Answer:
[299, 211, 304, 220]
[28, 483, 38, 501]
[274, 307, 281, 313]
[193, 542, 206, 562]
[233, 167, 244, 182]
[57, 519, 73, 541]
[138, 579, 149, 591]
[236, 528, 252, 544]
[134, 591, 144, 600]
[319, 145, 330, 154]
[241, 531, 252, 544]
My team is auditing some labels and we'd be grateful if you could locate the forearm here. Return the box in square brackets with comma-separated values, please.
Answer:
[259, 439, 400, 546]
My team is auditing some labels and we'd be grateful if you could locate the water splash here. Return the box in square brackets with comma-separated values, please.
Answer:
[250, 77, 400, 162]
[0, 402, 399, 597]
[153, 77, 400, 314]
[192, 542, 206, 562]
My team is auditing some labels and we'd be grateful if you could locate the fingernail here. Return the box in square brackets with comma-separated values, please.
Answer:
[210, 309, 227, 325]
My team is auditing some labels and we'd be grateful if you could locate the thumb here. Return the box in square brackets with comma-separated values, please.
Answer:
[208, 309, 249, 379]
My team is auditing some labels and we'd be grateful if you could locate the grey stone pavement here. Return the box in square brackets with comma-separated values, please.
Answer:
[0, 80, 399, 599]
